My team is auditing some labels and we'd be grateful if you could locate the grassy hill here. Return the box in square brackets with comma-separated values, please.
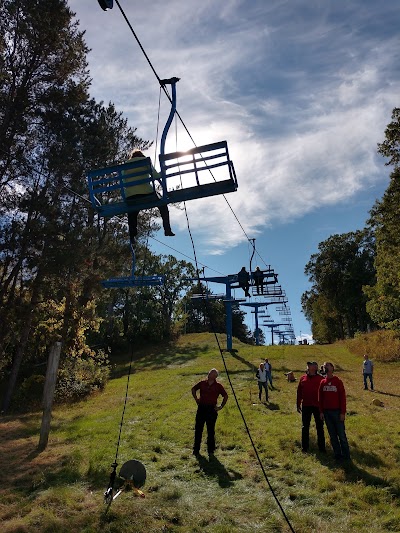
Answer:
[1, 333, 400, 532]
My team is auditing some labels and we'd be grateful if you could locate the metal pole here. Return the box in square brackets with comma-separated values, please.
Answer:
[225, 281, 233, 350]
[254, 307, 260, 346]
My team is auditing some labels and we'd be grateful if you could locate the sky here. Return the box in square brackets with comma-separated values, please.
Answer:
[69, 0, 400, 344]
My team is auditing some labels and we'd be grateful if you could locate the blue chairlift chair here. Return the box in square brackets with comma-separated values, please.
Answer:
[101, 244, 164, 289]
[88, 78, 237, 219]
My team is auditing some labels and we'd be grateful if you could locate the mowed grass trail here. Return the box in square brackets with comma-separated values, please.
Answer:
[1, 333, 400, 532]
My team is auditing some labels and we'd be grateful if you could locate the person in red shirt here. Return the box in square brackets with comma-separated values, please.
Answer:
[192, 368, 228, 457]
[319, 362, 350, 461]
[296, 361, 326, 453]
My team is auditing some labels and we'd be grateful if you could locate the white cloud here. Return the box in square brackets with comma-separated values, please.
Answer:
[70, 0, 400, 255]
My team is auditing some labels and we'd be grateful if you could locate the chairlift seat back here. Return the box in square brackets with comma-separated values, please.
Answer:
[88, 158, 163, 218]
[101, 275, 164, 288]
[160, 141, 237, 202]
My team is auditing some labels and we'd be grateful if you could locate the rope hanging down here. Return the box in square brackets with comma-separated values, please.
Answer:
[104, 211, 155, 507]
[196, 272, 296, 533]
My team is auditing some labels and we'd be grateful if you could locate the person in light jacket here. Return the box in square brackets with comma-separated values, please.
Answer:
[362, 354, 374, 391]
[256, 363, 268, 402]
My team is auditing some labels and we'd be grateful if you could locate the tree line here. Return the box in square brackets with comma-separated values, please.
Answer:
[302, 108, 400, 343]
[0, 1, 254, 412]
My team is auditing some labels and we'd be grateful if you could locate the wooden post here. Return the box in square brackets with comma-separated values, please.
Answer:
[38, 342, 62, 451]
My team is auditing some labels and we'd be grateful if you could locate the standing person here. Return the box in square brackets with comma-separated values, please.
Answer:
[192, 368, 228, 456]
[362, 354, 374, 391]
[256, 363, 268, 402]
[264, 358, 273, 388]
[123, 149, 175, 242]
[319, 362, 350, 461]
[253, 267, 264, 295]
[296, 362, 326, 453]
[237, 267, 250, 297]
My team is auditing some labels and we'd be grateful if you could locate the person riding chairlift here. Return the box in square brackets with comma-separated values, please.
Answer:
[123, 149, 175, 242]
[237, 266, 250, 297]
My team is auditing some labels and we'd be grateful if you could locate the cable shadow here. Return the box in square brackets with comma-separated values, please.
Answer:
[374, 390, 400, 398]
[229, 352, 299, 380]
[195, 454, 243, 488]
[229, 351, 256, 371]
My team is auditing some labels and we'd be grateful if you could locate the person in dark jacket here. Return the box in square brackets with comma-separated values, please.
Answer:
[264, 358, 273, 388]
[192, 369, 228, 456]
[237, 267, 250, 297]
[319, 362, 350, 460]
[296, 361, 326, 453]
[253, 267, 264, 294]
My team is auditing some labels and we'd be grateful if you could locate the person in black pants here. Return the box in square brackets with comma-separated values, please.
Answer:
[237, 267, 250, 297]
[191, 369, 228, 456]
[253, 267, 264, 294]
[123, 150, 175, 241]
[296, 361, 326, 453]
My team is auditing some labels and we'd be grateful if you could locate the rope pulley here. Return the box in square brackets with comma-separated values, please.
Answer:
[104, 460, 147, 506]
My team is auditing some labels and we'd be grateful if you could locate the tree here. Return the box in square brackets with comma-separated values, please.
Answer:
[0, 1, 152, 410]
[99, 252, 197, 345]
[301, 291, 343, 344]
[377, 107, 400, 169]
[0, 0, 89, 193]
[183, 283, 226, 334]
[302, 230, 376, 343]
[151, 255, 196, 339]
[364, 177, 400, 330]
[253, 328, 265, 345]
[364, 107, 400, 330]
[182, 283, 254, 343]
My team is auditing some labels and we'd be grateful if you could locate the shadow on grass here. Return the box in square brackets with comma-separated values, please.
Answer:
[340, 461, 399, 495]
[265, 402, 280, 411]
[228, 351, 301, 381]
[110, 343, 206, 379]
[350, 442, 386, 468]
[195, 454, 243, 488]
[0, 412, 42, 441]
[229, 351, 257, 371]
[0, 412, 112, 495]
[316, 446, 399, 496]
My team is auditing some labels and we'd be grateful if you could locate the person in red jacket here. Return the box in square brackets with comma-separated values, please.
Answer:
[192, 368, 228, 457]
[319, 362, 350, 461]
[296, 361, 326, 453]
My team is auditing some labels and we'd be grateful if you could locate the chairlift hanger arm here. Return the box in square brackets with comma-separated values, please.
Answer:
[98, 0, 113, 10]
[159, 77, 180, 185]
[249, 238, 256, 274]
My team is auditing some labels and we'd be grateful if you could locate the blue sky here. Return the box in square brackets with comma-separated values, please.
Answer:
[69, 0, 400, 343]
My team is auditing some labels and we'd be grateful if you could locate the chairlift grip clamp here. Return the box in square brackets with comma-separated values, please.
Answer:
[160, 77, 180, 86]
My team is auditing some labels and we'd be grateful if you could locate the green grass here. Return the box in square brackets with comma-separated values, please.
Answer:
[1, 333, 400, 532]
